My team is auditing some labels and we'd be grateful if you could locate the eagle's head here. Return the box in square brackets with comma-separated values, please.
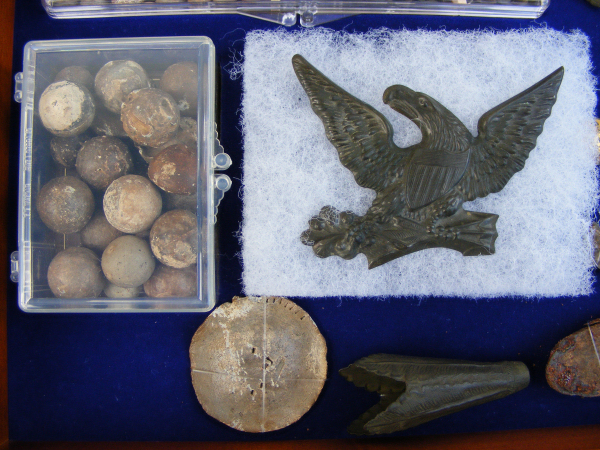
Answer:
[383, 85, 471, 152]
[383, 85, 442, 136]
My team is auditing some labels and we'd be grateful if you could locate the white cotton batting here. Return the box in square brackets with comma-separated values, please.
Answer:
[239, 28, 598, 298]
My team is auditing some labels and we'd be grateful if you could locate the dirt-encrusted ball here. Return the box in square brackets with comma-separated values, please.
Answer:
[91, 107, 128, 137]
[54, 66, 94, 91]
[160, 62, 198, 117]
[80, 211, 124, 252]
[143, 264, 197, 298]
[95, 60, 150, 114]
[121, 88, 180, 147]
[76, 136, 133, 190]
[138, 117, 198, 164]
[102, 235, 155, 288]
[39, 80, 96, 137]
[150, 209, 197, 268]
[164, 192, 197, 212]
[36, 176, 95, 234]
[48, 247, 105, 298]
[148, 143, 197, 195]
[104, 282, 141, 298]
[50, 134, 88, 168]
[103, 175, 162, 233]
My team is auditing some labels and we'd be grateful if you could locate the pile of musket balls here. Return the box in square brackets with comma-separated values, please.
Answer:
[36, 59, 200, 299]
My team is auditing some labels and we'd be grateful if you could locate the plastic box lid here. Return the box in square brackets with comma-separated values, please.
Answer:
[42, 0, 550, 27]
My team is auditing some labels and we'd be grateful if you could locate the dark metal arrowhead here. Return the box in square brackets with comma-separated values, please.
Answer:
[339, 354, 530, 435]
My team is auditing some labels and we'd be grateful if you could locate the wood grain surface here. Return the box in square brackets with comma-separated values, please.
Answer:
[0, 0, 15, 446]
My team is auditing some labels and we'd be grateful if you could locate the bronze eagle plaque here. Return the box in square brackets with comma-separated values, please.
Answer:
[293, 55, 564, 269]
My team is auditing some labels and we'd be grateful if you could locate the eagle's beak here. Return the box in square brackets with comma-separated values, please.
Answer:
[382, 86, 395, 104]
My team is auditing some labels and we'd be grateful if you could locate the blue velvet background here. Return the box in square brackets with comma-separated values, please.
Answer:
[7, 0, 600, 442]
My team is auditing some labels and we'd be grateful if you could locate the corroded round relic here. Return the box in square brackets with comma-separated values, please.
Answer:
[91, 107, 128, 138]
[48, 247, 105, 298]
[50, 134, 88, 168]
[36, 176, 95, 234]
[39, 80, 95, 137]
[164, 192, 197, 212]
[121, 88, 180, 147]
[103, 175, 162, 233]
[546, 319, 600, 397]
[190, 296, 327, 433]
[159, 62, 198, 117]
[76, 136, 133, 190]
[150, 209, 197, 268]
[143, 264, 197, 297]
[101, 235, 155, 288]
[54, 66, 94, 91]
[95, 60, 150, 114]
[138, 117, 198, 164]
[80, 210, 124, 252]
[148, 143, 197, 195]
[104, 282, 141, 298]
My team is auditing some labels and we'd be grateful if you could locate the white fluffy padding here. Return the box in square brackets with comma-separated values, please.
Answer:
[240, 28, 598, 298]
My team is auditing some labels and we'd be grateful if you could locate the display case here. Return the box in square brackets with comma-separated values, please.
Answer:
[11, 37, 232, 313]
[41, 0, 551, 27]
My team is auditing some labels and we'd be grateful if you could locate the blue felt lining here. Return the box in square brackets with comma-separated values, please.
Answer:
[7, 0, 600, 441]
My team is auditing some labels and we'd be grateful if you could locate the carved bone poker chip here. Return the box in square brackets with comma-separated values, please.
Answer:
[292, 54, 564, 269]
[189, 296, 327, 433]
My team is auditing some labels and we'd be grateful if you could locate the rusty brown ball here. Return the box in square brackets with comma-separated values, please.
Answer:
[143, 264, 197, 298]
[76, 136, 133, 190]
[103, 175, 162, 234]
[102, 235, 155, 288]
[121, 88, 180, 147]
[148, 143, 197, 195]
[150, 209, 197, 268]
[50, 134, 88, 168]
[95, 60, 150, 114]
[80, 211, 124, 252]
[36, 176, 95, 234]
[160, 62, 198, 117]
[54, 66, 94, 92]
[48, 247, 105, 298]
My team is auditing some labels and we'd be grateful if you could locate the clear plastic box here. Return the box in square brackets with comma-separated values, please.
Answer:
[42, 0, 550, 26]
[12, 37, 231, 312]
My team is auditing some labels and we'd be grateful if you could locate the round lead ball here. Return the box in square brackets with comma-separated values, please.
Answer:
[150, 210, 197, 268]
[76, 136, 133, 190]
[102, 235, 155, 288]
[36, 176, 95, 234]
[121, 88, 180, 148]
[95, 60, 150, 114]
[148, 143, 197, 195]
[39, 80, 95, 137]
[103, 175, 162, 234]
[80, 211, 124, 252]
[48, 247, 105, 298]
[54, 66, 94, 92]
[143, 264, 197, 298]
[160, 62, 198, 117]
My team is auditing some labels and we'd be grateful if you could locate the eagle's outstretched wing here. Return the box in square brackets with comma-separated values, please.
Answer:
[461, 67, 564, 202]
[292, 54, 411, 193]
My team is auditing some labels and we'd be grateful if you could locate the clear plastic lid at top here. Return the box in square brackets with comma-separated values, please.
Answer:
[43, 0, 550, 27]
